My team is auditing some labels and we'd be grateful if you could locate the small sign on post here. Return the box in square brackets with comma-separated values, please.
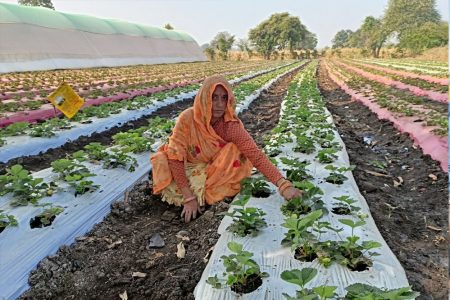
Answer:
[47, 82, 84, 119]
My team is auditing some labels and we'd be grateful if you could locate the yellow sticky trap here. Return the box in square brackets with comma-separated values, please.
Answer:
[47, 82, 84, 119]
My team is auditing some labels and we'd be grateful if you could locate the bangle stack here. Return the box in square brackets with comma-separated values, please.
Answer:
[277, 178, 293, 194]
[183, 196, 196, 204]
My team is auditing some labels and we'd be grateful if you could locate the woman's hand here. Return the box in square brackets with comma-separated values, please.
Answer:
[281, 186, 303, 201]
[181, 197, 203, 223]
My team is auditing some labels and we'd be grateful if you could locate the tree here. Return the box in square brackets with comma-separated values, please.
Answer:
[383, 0, 441, 39]
[164, 23, 174, 30]
[210, 32, 235, 60]
[204, 47, 216, 61]
[399, 21, 448, 54]
[249, 13, 314, 59]
[18, 0, 54, 9]
[332, 30, 353, 48]
[236, 38, 254, 58]
[301, 31, 318, 50]
[359, 16, 388, 58]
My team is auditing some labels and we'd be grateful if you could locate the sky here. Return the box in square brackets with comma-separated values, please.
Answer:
[1, 0, 449, 49]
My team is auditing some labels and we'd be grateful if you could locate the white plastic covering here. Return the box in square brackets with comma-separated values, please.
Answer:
[194, 72, 410, 298]
[0, 62, 300, 163]
[0, 63, 301, 300]
[0, 3, 206, 73]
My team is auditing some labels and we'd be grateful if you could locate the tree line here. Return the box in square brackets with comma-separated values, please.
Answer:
[331, 0, 448, 57]
[203, 13, 317, 60]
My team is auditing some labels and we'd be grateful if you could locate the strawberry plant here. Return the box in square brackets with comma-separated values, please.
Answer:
[293, 134, 315, 154]
[324, 165, 355, 185]
[282, 210, 323, 261]
[321, 218, 381, 271]
[316, 148, 338, 164]
[206, 241, 269, 294]
[332, 195, 361, 215]
[280, 157, 312, 182]
[0, 210, 18, 233]
[226, 195, 267, 237]
[281, 268, 337, 300]
[0, 165, 54, 206]
[344, 283, 419, 299]
[51, 159, 98, 196]
[281, 186, 326, 216]
[240, 176, 272, 198]
[30, 206, 64, 228]
[102, 148, 138, 172]
[0, 122, 29, 136]
[112, 131, 153, 153]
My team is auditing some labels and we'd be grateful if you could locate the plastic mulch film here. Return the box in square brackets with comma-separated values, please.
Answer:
[194, 65, 410, 299]
[0, 63, 302, 300]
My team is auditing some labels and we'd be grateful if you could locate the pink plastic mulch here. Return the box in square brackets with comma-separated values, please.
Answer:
[349, 60, 448, 86]
[336, 61, 448, 103]
[325, 62, 448, 172]
[0, 80, 201, 127]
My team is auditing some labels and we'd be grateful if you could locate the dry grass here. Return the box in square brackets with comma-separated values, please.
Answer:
[322, 46, 448, 63]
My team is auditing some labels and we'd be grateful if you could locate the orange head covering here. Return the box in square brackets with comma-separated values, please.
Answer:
[151, 75, 244, 194]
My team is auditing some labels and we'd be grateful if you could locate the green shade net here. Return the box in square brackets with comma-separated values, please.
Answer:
[0, 2, 195, 42]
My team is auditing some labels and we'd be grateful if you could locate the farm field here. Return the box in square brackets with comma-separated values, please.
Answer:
[0, 58, 446, 299]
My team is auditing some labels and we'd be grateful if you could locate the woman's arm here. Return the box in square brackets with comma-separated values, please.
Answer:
[168, 159, 195, 199]
[225, 121, 303, 200]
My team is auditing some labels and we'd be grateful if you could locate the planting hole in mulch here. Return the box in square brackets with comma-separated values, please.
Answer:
[331, 206, 351, 215]
[230, 274, 262, 294]
[252, 190, 271, 198]
[294, 246, 318, 262]
[30, 215, 56, 229]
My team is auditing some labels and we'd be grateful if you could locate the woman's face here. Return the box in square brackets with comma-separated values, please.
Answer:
[211, 85, 228, 119]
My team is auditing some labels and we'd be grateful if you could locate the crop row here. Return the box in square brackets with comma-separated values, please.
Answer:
[0, 60, 289, 106]
[0, 61, 306, 164]
[195, 61, 415, 298]
[345, 59, 448, 87]
[326, 60, 447, 136]
[332, 60, 447, 103]
[325, 60, 447, 171]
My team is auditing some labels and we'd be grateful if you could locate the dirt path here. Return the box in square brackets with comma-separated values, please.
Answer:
[18, 66, 304, 300]
[317, 60, 448, 299]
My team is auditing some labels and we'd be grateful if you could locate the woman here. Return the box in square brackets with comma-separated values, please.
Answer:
[151, 75, 302, 223]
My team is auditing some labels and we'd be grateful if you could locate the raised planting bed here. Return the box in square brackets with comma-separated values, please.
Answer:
[195, 61, 414, 299]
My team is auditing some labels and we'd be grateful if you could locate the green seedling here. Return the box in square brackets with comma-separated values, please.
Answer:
[332, 195, 361, 215]
[0, 210, 18, 232]
[293, 134, 316, 154]
[316, 149, 338, 164]
[324, 165, 355, 185]
[332, 218, 381, 271]
[226, 195, 267, 237]
[240, 177, 272, 198]
[282, 210, 323, 261]
[344, 283, 419, 299]
[206, 242, 269, 292]
[51, 159, 98, 196]
[31, 206, 64, 227]
[0, 164, 53, 206]
[281, 268, 337, 300]
[0, 122, 29, 136]
[281, 187, 326, 217]
[280, 157, 312, 182]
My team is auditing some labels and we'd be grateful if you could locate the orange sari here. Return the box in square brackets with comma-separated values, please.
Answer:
[150, 75, 253, 205]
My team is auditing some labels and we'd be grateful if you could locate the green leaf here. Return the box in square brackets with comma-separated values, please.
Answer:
[227, 241, 243, 254]
[313, 285, 337, 299]
[281, 268, 317, 287]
